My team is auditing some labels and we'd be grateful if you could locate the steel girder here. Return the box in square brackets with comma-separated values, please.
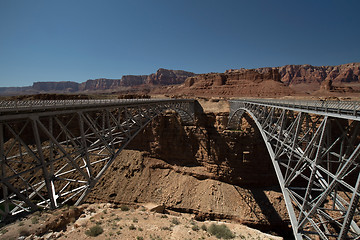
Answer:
[0, 99, 195, 221]
[229, 99, 360, 240]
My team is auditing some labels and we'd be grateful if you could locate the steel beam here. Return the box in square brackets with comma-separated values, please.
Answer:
[229, 99, 360, 239]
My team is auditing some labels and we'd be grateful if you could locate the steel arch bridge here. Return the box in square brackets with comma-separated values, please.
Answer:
[0, 99, 195, 220]
[228, 99, 360, 240]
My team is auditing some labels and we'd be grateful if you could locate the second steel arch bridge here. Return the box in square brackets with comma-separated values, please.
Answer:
[228, 98, 360, 240]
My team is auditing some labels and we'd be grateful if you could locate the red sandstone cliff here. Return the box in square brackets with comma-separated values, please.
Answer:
[23, 69, 195, 93]
[179, 68, 292, 97]
[229, 63, 360, 89]
[79, 78, 122, 91]
[147, 68, 195, 85]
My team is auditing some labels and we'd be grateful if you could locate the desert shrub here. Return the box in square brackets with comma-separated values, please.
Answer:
[201, 224, 207, 231]
[170, 218, 180, 225]
[18, 227, 30, 236]
[192, 224, 199, 231]
[0, 227, 8, 234]
[120, 205, 129, 211]
[133, 217, 138, 223]
[85, 225, 104, 237]
[160, 215, 168, 218]
[137, 237, 144, 240]
[208, 223, 235, 239]
[31, 216, 39, 224]
[129, 224, 136, 230]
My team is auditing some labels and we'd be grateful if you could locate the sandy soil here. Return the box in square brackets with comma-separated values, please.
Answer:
[0, 203, 283, 240]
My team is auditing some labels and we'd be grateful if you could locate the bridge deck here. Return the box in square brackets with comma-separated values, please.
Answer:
[231, 98, 360, 121]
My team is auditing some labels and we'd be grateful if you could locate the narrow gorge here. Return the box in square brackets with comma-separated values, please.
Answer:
[85, 99, 293, 237]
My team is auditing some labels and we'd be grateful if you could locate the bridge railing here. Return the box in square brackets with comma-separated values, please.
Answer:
[238, 98, 360, 119]
[0, 98, 193, 113]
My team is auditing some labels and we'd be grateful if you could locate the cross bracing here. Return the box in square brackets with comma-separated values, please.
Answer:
[229, 99, 360, 240]
[0, 99, 195, 220]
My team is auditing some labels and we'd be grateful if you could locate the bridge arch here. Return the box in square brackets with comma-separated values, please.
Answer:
[0, 99, 195, 220]
[228, 99, 360, 240]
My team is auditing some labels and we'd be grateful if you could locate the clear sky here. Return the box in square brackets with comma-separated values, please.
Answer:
[0, 0, 359, 87]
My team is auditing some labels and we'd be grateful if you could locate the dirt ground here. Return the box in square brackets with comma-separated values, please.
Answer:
[0, 203, 284, 240]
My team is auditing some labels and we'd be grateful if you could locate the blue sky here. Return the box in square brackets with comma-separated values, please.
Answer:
[0, 0, 359, 87]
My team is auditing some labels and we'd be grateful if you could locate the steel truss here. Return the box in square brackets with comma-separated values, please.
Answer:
[0, 99, 194, 220]
[229, 99, 360, 240]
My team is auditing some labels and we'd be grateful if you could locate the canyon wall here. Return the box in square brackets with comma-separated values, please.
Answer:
[228, 62, 360, 89]
[33, 81, 79, 92]
[86, 105, 291, 234]
[179, 68, 293, 97]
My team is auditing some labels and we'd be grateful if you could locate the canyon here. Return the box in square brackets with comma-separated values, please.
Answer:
[83, 100, 292, 237]
[1, 63, 359, 98]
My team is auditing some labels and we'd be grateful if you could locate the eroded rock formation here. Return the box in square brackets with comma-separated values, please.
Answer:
[180, 68, 292, 97]
[86, 108, 290, 233]
[249, 63, 360, 89]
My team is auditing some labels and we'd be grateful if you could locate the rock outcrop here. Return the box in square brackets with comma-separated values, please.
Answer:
[0, 69, 195, 95]
[147, 68, 195, 85]
[181, 68, 292, 97]
[32, 81, 79, 92]
[79, 78, 122, 91]
[240, 63, 360, 88]
[121, 75, 148, 86]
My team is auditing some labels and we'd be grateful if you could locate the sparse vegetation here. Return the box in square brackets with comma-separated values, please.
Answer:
[120, 205, 129, 211]
[0, 227, 8, 234]
[160, 214, 168, 218]
[201, 224, 207, 231]
[18, 227, 30, 236]
[133, 217, 138, 223]
[208, 223, 235, 239]
[161, 226, 172, 231]
[150, 235, 162, 240]
[85, 225, 104, 237]
[192, 224, 199, 231]
[137, 237, 144, 240]
[31, 216, 39, 224]
[138, 227, 143, 231]
[129, 224, 136, 230]
[171, 218, 180, 225]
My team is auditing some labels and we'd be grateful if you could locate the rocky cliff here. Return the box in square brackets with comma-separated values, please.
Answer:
[179, 68, 292, 97]
[147, 68, 195, 85]
[0, 69, 195, 95]
[120, 75, 148, 86]
[79, 78, 122, 91]
[228, 63, 360, 89]
[86, 107, 291, 234]
[32, 81, 79, 92]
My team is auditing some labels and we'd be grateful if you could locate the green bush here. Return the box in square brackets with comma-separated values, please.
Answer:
[208, 223, 235, 239]
[85, 225, 104, 237]
[137, 237, 144, 240]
